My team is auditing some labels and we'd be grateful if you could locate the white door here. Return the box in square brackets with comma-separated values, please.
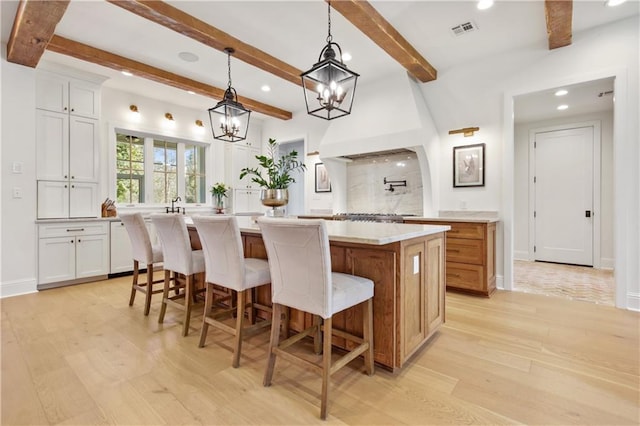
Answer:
[38, 236, 76, 284]
[69, 116, 99, 182]
[69, 181, 98, 218]
[75, 234, 109, 278]
[36, 109, 69, 181]
[110, 221, 134, 274]
[534, 127, 593, 266]
[37, 180, 69, 219]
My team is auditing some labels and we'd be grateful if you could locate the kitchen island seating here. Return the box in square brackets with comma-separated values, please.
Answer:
[192, 215, 272, 368]
[119, 212, 164, 315]
[258, 218, 375, 420]
[150, 213, 205, 336]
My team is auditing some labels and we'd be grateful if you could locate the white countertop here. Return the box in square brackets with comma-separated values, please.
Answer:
[187, 215, 450, 246]
[404, 216, 499, 224]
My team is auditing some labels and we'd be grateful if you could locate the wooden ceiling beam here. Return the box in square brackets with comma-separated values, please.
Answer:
[545, 0, 573, 50]
[106, 0, 304, 87]
[7, 0, 70, 67]
[46, 35, 292, 120]
[328, 0, 437, 83]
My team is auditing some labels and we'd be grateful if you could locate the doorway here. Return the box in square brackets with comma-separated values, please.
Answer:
[510, 77, 615, 305]
[278, 139, 305, 216]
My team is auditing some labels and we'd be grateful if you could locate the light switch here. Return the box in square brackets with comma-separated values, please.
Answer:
[413, 255, 420, 274]
[12, 162, 23, 174]
[13, 187, 23, 198]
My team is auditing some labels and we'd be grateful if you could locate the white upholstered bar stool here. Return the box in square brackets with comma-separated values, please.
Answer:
[258, 218, 375, 420]
[119, 212, 164, 316]
[150, 213, 206, 336]
[192, 215, 272, 367]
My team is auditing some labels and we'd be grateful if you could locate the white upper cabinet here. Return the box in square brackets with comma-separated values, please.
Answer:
[36, 72, 100, 119]
[36, 109, 69, 181]
[69, 116, 99, 182]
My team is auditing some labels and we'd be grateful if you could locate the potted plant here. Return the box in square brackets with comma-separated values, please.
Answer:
[239, 138, 306, 209]
[210, 182, 229, 214]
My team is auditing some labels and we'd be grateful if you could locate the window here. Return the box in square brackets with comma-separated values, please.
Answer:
[114, 131, 207, 205]
[153, 139, 178, 203]
[116, 133, 145, 203]
[185, 144, 206, 203]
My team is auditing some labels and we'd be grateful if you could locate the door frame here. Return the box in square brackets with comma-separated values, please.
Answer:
[527, 121, 601, 267]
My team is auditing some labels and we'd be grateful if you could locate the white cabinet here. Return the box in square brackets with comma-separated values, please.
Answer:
[233, 189, 264, 214]
[38, 181, 98, 219]
[36, 72, 100, 119]
[38, 221, 109, 285]
[226, 144, 261, 189]
[110, 220, 158, 274]
[36, 71, 101, 219]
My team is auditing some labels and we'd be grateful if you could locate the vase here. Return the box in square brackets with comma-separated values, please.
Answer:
[260, 189, 289, 207]
[214, 195, 225, 214]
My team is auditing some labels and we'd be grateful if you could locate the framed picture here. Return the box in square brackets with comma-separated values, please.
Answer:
[453, 143, 485, 187]
[315, 162, 331, 193]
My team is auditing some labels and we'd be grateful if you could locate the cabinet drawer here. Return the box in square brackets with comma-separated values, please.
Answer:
[446, 238, 484, 265]
[446, 222, 485, 240]
[39, 221, 108, 238]
[446, 263, 485, 292]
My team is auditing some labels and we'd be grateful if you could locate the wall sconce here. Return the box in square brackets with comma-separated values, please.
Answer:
[195, 119, 204, 127]
[165, 112, 174, 121]
[129, 104, 139, 113]
[449, 127, 479, 137]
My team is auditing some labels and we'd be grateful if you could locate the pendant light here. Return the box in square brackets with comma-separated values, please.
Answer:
[208, 47, 251, 142]
[301, 0, 359, 120]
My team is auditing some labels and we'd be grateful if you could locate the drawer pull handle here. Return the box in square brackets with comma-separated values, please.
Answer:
[66, 228, 85, 232]
[448, 249, 460, 253]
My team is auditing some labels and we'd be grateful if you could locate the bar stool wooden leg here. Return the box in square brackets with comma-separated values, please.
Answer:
[158, 270, 171, 323]
[247, 288, 255, 325]
[313, 315, 322, 355]
[182, 275, 193, 337]
[264, 303, 283, 387]
[320, 316, 332, 420]
[143, 264, 153, 316]
[199, 282, 214, 348]
[129, 260, 139, 306]
[363, 299, 374, 375]
[232, 289, 247, 368]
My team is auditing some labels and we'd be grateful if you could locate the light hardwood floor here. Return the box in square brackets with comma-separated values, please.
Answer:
[2, 275, 638, 425]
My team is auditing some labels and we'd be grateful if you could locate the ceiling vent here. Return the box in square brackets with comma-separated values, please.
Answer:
[450, 21, 478, 37]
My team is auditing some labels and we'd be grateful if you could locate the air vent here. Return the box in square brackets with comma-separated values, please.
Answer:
[450, 21, 478, 37]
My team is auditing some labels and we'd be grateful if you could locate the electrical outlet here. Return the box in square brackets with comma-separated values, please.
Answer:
[460, 200, 467, 210]
[13, 187, 23, 198]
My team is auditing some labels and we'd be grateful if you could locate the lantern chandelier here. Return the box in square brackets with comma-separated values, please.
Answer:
[301, 0, 359, 120]
[208, 47, 251, 142]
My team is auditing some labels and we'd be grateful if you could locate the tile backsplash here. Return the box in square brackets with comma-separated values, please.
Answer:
[347, 152, 423, 215]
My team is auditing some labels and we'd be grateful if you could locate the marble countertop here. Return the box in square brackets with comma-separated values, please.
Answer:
[187, 216, 450, 246]
[404, 216, 499, 224]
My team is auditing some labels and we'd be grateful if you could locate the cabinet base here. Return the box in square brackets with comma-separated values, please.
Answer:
[446, 285, 496, 297]
[37, 274, 108, 291]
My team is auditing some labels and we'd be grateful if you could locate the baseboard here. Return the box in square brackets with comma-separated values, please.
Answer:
[0, 278, 38, 298]
[600, 258, 614, 270]
[513, 250, 529, 261]
[496, 274, 504, 290]
[626, 292, 640, 312]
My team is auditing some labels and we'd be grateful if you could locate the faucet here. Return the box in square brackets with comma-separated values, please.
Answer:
[166, 196, 185, 214]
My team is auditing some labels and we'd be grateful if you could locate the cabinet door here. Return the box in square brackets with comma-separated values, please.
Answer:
[38, 236, 75, 284]
[69, 116, 99, 182]
[233, 189, 250, 213]
[37, 181, 69, 219]
[36, 73, 69, 113]
[75, 234, 109, 278]
[110, 221, 133, 273]
[69, 80, 99, 119]
[69, 182, 98, 218]
[426, 235, 445, 336]
[36, 109, 69, 181]
[246, 147, 261, 189]
[402, 241, 426, 359]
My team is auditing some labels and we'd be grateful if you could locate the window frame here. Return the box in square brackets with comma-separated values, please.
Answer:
[110, 126, 210, 207]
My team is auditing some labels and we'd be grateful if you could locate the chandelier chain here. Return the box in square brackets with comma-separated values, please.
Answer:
[326, 0, 332, 43]
[227, 50, 232, 89]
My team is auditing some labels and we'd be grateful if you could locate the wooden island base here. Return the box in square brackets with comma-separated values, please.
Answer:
[188, 225, 446, 372]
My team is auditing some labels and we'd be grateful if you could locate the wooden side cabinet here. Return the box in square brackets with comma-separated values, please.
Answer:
[413, 220, 496, 296]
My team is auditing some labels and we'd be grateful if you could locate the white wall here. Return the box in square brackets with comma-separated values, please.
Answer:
[514, 110, 614, 267]
[1, 45, 38, 297]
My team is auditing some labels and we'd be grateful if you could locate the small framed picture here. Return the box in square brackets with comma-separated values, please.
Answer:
[453, 143, 485, 187]
[315, 163, 331, 193]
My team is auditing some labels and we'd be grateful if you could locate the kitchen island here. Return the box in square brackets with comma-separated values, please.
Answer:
[188, 217, 449, 371]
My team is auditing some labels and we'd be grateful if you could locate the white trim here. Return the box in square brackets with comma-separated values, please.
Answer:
[627, 293, 640, 312]
[503, 67, 630, 309]
[0, 278, 38, 298]
[600, 258, 615, 270]
[513, 250, 529, 261]
[527, 121, 602, 267]
[495, 274, 504, 291]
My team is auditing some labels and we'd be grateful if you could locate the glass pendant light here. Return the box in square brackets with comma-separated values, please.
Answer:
[301, 0, 359, 120]
[208, 47, 251, 142]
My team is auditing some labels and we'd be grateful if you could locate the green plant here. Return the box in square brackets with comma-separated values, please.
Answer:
[210, 182, 229, 198]
[239, 138, 306, 189]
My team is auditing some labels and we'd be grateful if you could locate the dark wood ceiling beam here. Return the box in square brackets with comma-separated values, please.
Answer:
[6, 0, 70, 67]
[545, 0, 573, 49]
[328, 0, 437, 83]
[106, 0, 304, 87]
[46, 35, 292, 120]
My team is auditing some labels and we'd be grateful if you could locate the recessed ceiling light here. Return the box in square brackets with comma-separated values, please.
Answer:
[261, 85, 271, 92]
[178, 51, 199, 62]
[606, 0, 627, 6]
[342, 52, 352, 62]
[477, 0, 494, 10]
[187, 90, 196, 95]
[121, 70, 133, 77]
[557, 104, 569, 110]
[555, 89, 568, 96]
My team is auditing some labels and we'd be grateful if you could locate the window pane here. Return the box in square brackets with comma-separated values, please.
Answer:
[116, 133, 145, 203]
[184, 144, 206, 203]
